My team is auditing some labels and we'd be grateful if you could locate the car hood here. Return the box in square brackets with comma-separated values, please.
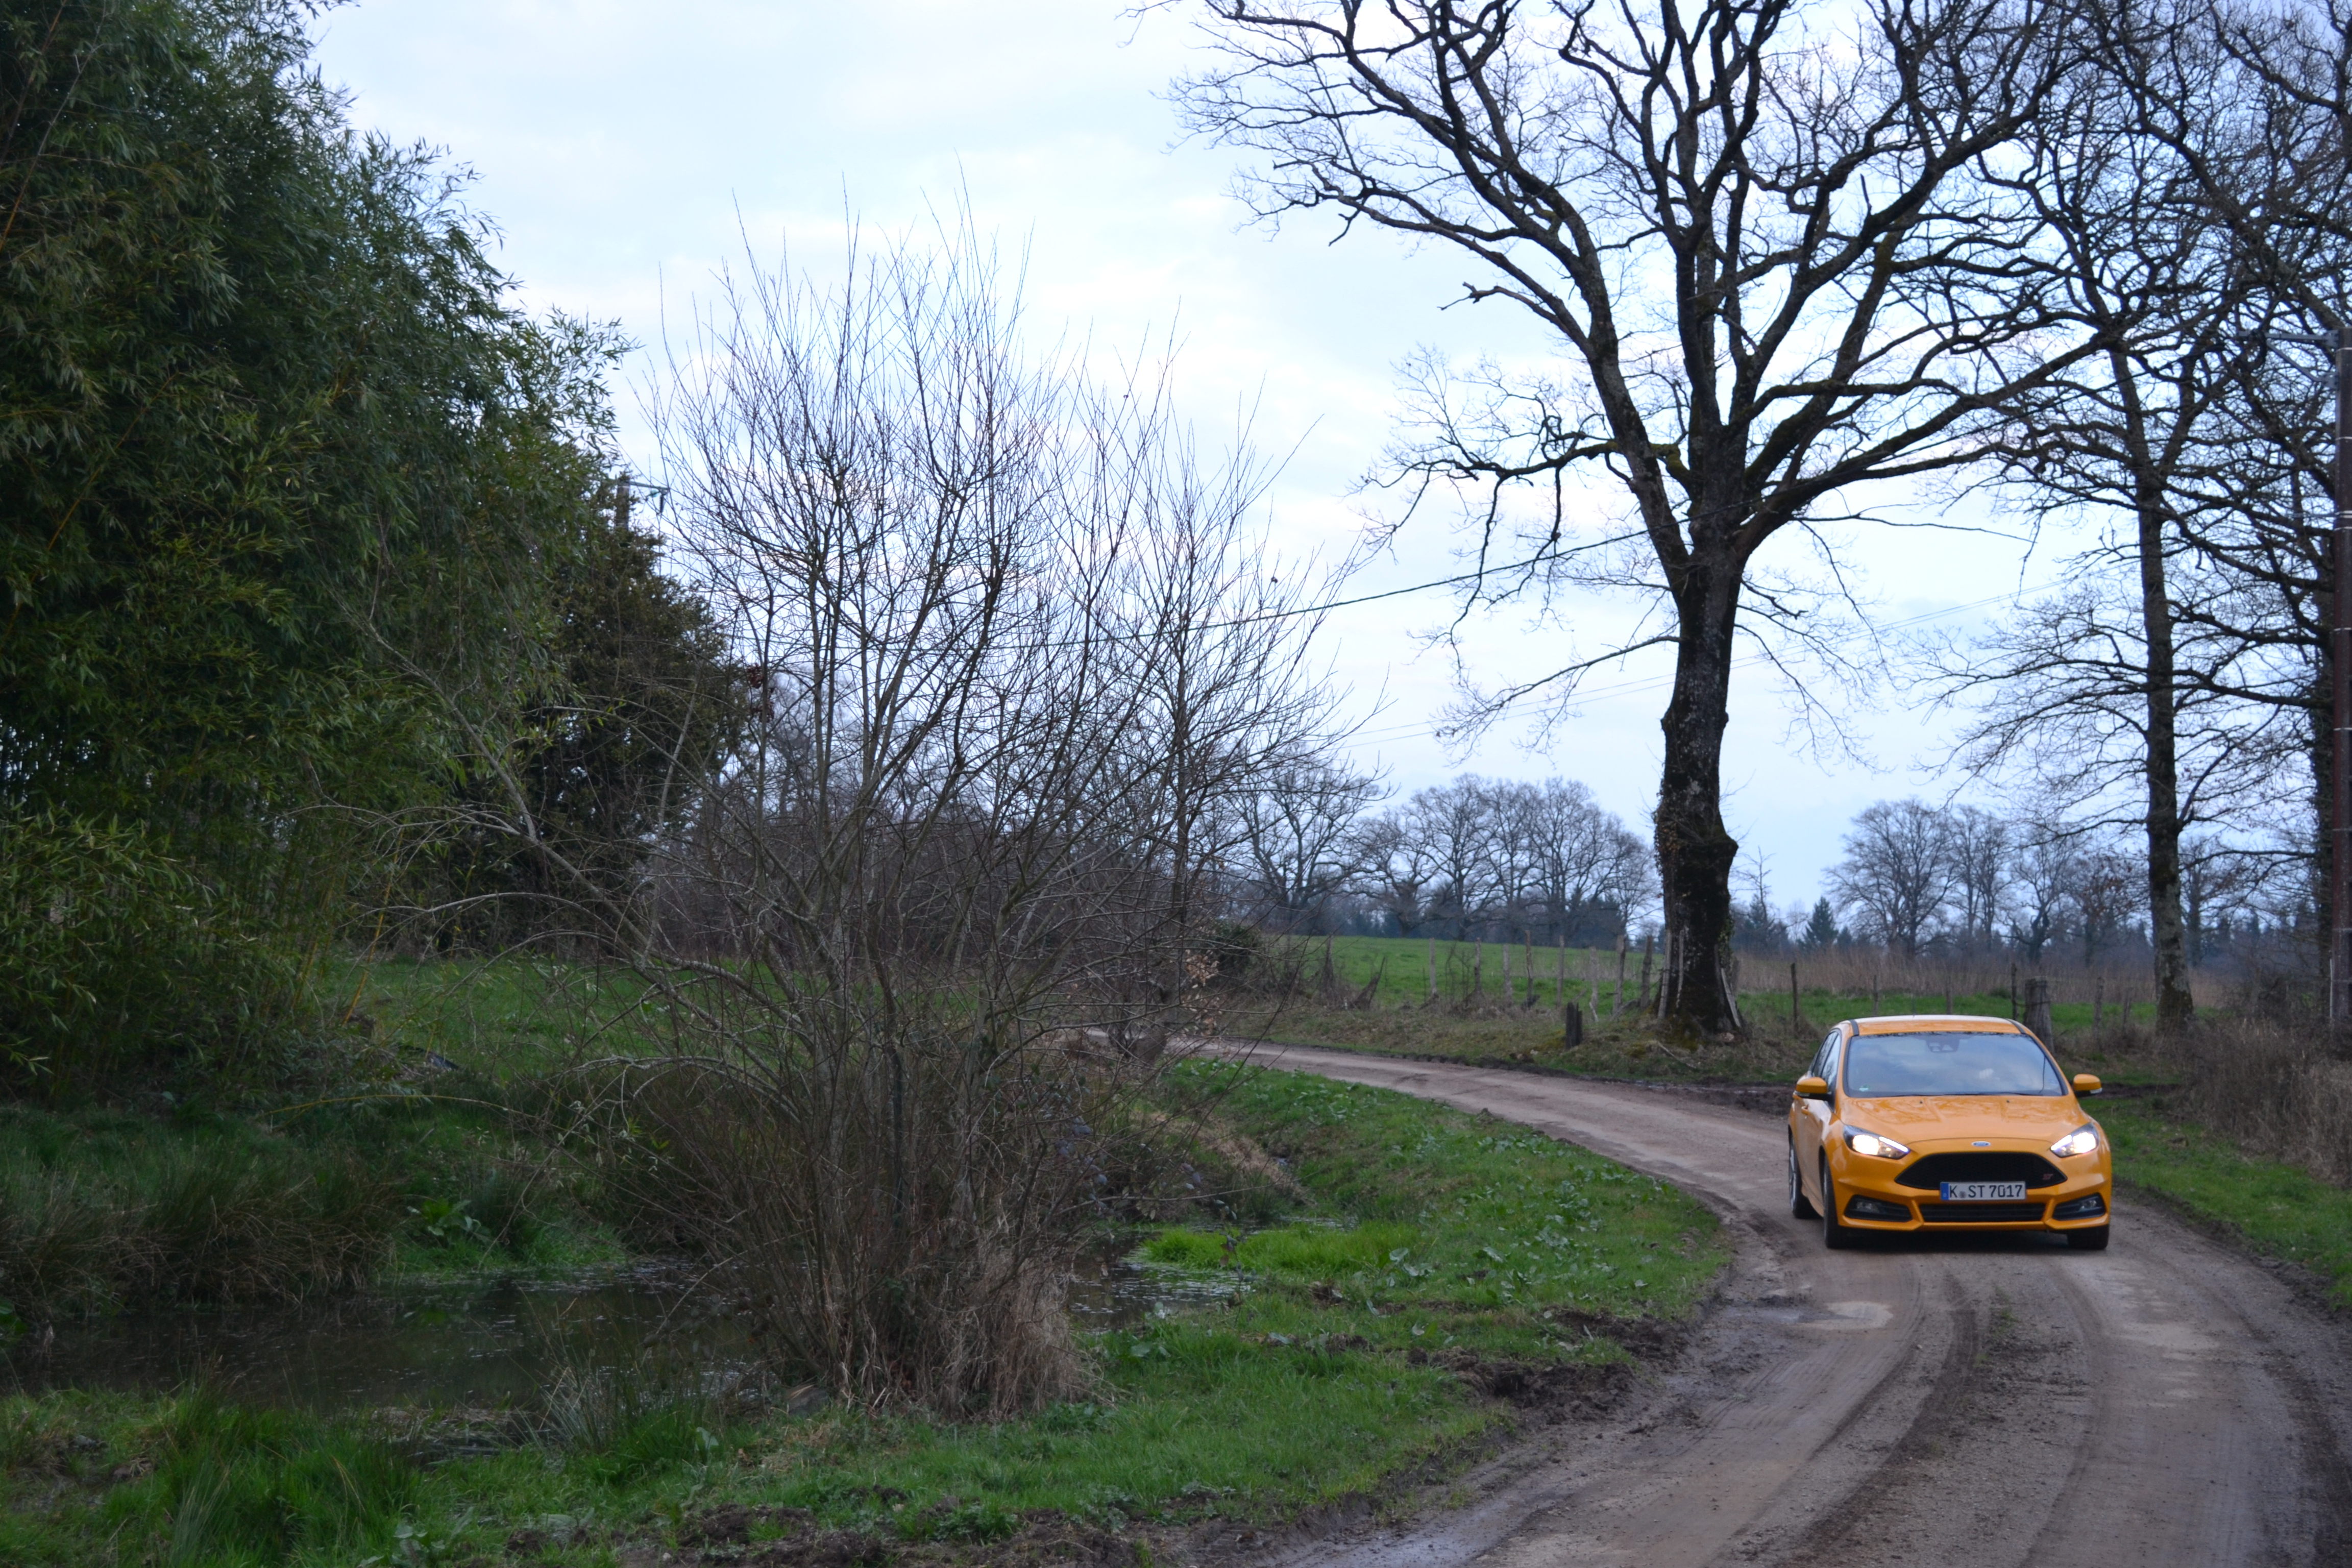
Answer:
[1842, 1095, 2087, 1142]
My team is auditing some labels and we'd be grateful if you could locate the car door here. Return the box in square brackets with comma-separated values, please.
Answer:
[1794, 1028, 1843, 1202]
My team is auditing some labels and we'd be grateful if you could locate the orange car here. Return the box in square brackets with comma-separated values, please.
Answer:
[1787, 1014, 2112, 1250]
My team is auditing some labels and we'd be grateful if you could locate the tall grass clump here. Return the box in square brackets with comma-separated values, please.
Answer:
[565, 219, 1349, 1416]
[0, 1108, 399, 1315]
[149, 1390, 418, 1565]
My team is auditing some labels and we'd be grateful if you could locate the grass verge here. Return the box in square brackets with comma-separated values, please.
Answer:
[1, 1063, 1725, 1565]
[2100, 1095, 2352, 1307]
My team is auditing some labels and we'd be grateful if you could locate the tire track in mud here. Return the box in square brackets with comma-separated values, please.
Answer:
[1748, 1267, 2085, 1567]
[1202, 1040, 2352, 1568]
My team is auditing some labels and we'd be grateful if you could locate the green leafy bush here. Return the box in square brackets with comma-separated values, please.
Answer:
[0, 812, 301, 1090]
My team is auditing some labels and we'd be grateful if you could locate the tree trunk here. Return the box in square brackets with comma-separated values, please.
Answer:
[1654, 557, 1743, 1035]
[2136, 483, 2195, 1031]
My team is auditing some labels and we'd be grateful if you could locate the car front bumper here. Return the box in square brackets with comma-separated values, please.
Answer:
[1831, 1149, 2113, 1232]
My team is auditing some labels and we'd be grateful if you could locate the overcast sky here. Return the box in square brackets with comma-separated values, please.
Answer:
[309, 0, 2071, 911]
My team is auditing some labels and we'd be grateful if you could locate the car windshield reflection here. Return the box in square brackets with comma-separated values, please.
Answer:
[1844, 1032, 2064, 1097]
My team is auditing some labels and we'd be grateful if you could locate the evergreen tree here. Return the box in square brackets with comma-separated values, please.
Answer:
[1799, 898, 1841, 953]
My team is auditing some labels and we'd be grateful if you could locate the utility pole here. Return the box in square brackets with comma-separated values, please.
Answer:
[2335, 335, 2352, 1026]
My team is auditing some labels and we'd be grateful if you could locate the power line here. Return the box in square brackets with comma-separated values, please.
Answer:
[1347, 581, 2059, 748]
[1035, 529, 1649, 649]
[1249, 530, 1647, 624]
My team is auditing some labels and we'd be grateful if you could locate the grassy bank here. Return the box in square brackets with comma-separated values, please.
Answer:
[1, 1063, 1723, 1565]
[0, 958, 646, 1321]
[2098, 1095, 2352, 1307]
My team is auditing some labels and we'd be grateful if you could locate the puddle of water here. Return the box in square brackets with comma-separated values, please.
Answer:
[1068, 1257, 1246, 1327]
[1, 1273, 753, 1415]
[4, 1259, 1236, 1414]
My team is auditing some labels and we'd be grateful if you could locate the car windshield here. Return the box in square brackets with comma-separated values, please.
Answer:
[1843, 1031, 2064, 1097]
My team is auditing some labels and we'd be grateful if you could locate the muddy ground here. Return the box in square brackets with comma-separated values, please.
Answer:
[1215, 1042, 2352, 1568]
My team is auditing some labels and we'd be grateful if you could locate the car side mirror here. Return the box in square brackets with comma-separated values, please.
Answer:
[1795, 1074, 1830, 1099]
[2072, 1073, 2103, 1096]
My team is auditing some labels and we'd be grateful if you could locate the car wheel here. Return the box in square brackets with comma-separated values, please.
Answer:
[1821, 1158, 1856, 1250]
[2066, 1224, 2111, 1252]
[1788, 1138, 1818, 1219]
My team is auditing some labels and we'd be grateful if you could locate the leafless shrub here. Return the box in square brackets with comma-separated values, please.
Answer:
[577, 218, 1344, 1415]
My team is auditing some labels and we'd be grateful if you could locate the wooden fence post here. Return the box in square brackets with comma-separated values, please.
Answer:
[2023, 976, 2054, 1044]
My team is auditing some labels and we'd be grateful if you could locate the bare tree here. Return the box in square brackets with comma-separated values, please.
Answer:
[1123, 459, 1361, 998]
[2068, 841, 2147, 966]
[1945, 805, 2010, 952]
[1921, 0, 2318, 1027]
[1512, 777, 1652, 943]
[1236, 756, 1386, 928]
[2005, 821, 2076, 964]
[1354, 801, 1440, 933]
[1411, 774, 1505, 935]
[1829, 800, 1957, 959]
[2086, 2, 2352, 928]
[619, 221, 1344, 1412]
[1168, 0, 2102, 1033]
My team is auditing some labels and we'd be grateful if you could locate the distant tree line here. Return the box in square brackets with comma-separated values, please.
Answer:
[1724, 798, 2293, 974]
[1224, 773, 2304, 984]
[1217, 765, 1653, 946]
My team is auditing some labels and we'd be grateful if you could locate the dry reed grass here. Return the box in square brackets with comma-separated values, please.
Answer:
[2151, 1019, 2352, 1186]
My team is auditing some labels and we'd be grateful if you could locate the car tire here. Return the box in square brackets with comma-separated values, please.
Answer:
[1788, 1138, 1818, 1219]
[1821, 1159, 1856, 1250]
[2066, 1224, 2111, 1252]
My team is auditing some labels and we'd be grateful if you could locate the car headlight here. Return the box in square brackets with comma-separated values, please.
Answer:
[1843, 1128, 1912, 1160]
[2049, 1124, 2100, 1159]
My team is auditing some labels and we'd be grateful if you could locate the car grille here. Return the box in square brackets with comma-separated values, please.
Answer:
[1918, 1202, 2049, 1223]
[1896, 1152, 2066, 1190]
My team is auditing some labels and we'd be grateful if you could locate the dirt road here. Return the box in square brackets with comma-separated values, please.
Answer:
[1215, 1041, 2352, 1568]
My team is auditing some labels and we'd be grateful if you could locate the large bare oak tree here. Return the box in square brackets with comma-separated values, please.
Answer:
[1168, 0, 2101, 1032]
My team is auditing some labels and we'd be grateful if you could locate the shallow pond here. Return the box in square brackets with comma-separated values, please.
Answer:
[1, 1271, 747, 1414]
[2, 1258, 1233, 1415]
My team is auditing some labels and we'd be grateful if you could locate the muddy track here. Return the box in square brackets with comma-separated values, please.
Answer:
[1206, 1041, 2352, 1568]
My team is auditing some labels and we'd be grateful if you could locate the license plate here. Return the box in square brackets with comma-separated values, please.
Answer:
[1940, 1181, 2028, 1202]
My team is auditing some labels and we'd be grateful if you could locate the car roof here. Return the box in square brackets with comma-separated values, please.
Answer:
[1848, 1014, 2028, 1035]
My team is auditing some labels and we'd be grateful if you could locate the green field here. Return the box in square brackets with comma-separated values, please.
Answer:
[1247, 933, 2159, 1049]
